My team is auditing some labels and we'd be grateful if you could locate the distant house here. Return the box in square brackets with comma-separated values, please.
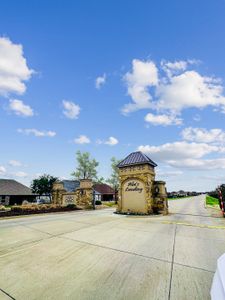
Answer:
[0, 179, 36, 205]
[93, 183, 115, 201]
[178, 190, 187, 197]
[59, 180, 80, 192]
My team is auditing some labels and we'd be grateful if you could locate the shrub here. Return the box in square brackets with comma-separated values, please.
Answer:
[22, 200, 29, 206]
[0, 203, 78, 217]
[11, 206, 23, 213]
[95, 200, 102, 205]
[66, 204, 76, 209]
[0, 205, 6, 211]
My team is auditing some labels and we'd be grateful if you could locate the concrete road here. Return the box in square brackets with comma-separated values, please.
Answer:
[0, 195, 224, 300]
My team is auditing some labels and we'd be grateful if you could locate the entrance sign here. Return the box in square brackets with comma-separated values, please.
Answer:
[122, 179, 146, 213]
[124, 180, 143, 193]
[117, 151, 168, 215]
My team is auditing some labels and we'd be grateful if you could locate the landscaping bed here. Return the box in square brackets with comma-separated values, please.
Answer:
[0, 204, 79, 218]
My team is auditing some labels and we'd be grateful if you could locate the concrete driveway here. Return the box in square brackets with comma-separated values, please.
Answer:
[0, 195, 225, 300]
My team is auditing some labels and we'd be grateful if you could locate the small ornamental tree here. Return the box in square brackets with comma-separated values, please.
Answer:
[107, 157, 121, 202]
[31, 174, 58, 200]
[72, 151, 99, 180]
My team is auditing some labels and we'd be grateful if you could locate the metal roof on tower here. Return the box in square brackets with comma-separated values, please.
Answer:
[117, 151, 157, 168]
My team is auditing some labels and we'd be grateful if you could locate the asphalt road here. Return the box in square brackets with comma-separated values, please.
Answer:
[0, 195, 225, 300]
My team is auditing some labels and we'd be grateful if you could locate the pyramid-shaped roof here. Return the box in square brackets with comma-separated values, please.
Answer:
[117, 151, 157, 168]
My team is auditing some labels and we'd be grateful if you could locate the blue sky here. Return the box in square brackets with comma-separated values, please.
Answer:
[1, 0, 225, 191]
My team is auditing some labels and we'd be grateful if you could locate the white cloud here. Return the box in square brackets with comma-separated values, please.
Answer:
[74, 135, 90, 144]
[157, 170, 183, 178]
[62, 100, 80, 119]
[167, 158, 225, 170]
[156, 71, 225, 113]
[8, 160, 22, 167]
[8, 99, 34, 117]
[0, 166, 6, 175]
[122, 59, 225, 122]
[145, 113, 182, 126]
[139, 141, 219, 161]
[96, 139, 103, 145]
[193, 114, 201, 122]
[182, 127, 225, 144]
[160, 59, 198, 77]
[13, 171, 28, 178]
[139, 141, 225, 170]
[17, 128, 56, 137]
[122, 59, 158, 114]
[0, 37, 33, 96]
[95, 74, 106, 89]
[105, 136, 119, 146]
[96, 136, 119, 146]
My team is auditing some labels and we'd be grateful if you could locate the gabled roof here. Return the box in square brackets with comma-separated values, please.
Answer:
[61, 180, 80, 192]
[0, 179, 34, 196]
[93, 183, 115, 194]
[117, 151, 157, 168]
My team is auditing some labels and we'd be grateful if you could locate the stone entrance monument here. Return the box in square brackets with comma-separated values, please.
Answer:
[52, 179, 93, 209]
[117, 151, 168, 215]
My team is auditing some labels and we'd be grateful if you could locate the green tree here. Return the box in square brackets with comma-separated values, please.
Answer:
[107, 157, 121, 202]
[72, 151, 99, 180]
[31, 174, 58, 200]
[95, 176, 105, 184]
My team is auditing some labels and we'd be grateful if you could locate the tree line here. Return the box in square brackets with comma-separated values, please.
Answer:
[31, 151, 120, 199]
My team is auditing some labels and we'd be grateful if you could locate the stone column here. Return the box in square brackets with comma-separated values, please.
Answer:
[76, 179, 93, 209]
[153, 181, 168, 215]
[52, 182, 66, 205]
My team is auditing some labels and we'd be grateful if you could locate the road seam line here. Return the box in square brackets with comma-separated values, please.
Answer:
[168, 224, 177, 300]
[0, 287, 16, 300]
[58, 235, 172, 264]
[162, 220, 225, 230]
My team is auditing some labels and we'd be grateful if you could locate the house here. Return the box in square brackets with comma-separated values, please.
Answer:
[0, 179, 37, 205]
[59, 180, 80, 192]
[93, 183, 115, 201]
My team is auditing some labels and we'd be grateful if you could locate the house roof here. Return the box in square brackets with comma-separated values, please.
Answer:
[117, 151, 157, 168]
[0, 179, 35, 196]
[93, 183, 115, 195]
[60, 180, 80, 192]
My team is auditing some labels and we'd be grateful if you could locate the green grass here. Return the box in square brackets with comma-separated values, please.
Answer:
[206, 195, 219, 207]
[103, 201, 117, 207]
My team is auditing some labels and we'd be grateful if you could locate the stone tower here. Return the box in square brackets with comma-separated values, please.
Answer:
[117, 151, 168, 215]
